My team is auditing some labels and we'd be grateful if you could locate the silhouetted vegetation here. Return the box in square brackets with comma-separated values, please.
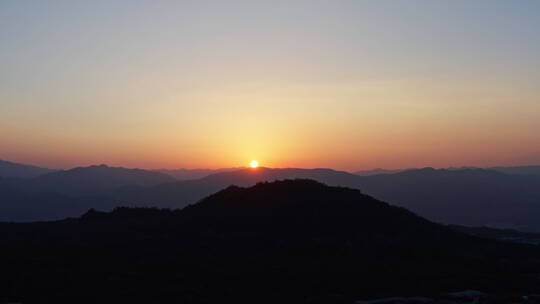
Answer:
[1, 180, 539, 303]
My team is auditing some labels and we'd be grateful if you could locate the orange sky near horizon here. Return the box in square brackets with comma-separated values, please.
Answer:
[1, 1, 540, 171]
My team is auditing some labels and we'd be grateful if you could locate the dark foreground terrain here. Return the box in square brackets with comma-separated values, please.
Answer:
[1, 180, 540, 303]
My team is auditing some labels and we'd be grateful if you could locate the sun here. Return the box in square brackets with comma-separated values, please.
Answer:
[250, 160, 259, 168]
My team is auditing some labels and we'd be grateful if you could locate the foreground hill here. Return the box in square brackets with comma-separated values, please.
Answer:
[0, 180, 539, 303]
[0, 159, 56, 178]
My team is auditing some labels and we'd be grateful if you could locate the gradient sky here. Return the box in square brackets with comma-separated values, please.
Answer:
[1, 0, 539, 170]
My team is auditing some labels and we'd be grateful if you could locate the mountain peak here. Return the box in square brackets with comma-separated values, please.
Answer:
[182, 179, 429, 229]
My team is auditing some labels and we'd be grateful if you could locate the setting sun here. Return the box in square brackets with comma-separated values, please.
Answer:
[250, 160, 259, 168]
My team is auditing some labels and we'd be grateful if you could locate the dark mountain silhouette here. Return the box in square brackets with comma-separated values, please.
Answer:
[2, 166, 540, 230]
[0, 159, 56, 178]
[30, 164, 177, 196]
[114, 167, 540, 231]
[155, 167, 244, 180]
[1, 180, 539, 303]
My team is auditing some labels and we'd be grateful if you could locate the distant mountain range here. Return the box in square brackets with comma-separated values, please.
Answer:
[31, 164, 176, 195]
[1, 160, 540, 231]
[488, 165, 540, 176]
[154, 167, 244, 180]
[0, 164, 176, 221]
[0, 159, 56, 178]
[354, 165, 540, 176]
[113, 167, 540, 231]
[0, 159, 245, 181]
[1, 180, 539, 302]
[353, 168, 406, 176]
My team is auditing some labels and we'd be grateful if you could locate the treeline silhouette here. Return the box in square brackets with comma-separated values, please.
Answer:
[1, 180, 539, 303]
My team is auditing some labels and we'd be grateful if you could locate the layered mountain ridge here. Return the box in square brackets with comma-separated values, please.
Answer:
[1, 162, 540, 231]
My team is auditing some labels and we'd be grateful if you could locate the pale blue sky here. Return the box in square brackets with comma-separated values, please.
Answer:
[1, 0, 539, 169]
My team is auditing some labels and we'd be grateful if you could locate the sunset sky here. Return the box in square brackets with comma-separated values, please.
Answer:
[1, 0, 539, 170]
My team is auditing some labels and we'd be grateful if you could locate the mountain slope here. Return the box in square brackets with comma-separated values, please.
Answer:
[31, 164, 177, 195]
[0, 189, 121, 222]
[353, 168, 406, 176]
[206, 167, 540, 231]
[113, 167, 361, 208]
[354, 168, 540, 230]
[353, 165, 540, 177]
[1, 180, 539, 303]
[0, 159, 55, 178]
[115, 167, 540, 231]
[181, 179, 461, 242]
[154, 167, 243, 180]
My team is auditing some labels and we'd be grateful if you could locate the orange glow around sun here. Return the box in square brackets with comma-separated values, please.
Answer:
[250, 160, 259, 168]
